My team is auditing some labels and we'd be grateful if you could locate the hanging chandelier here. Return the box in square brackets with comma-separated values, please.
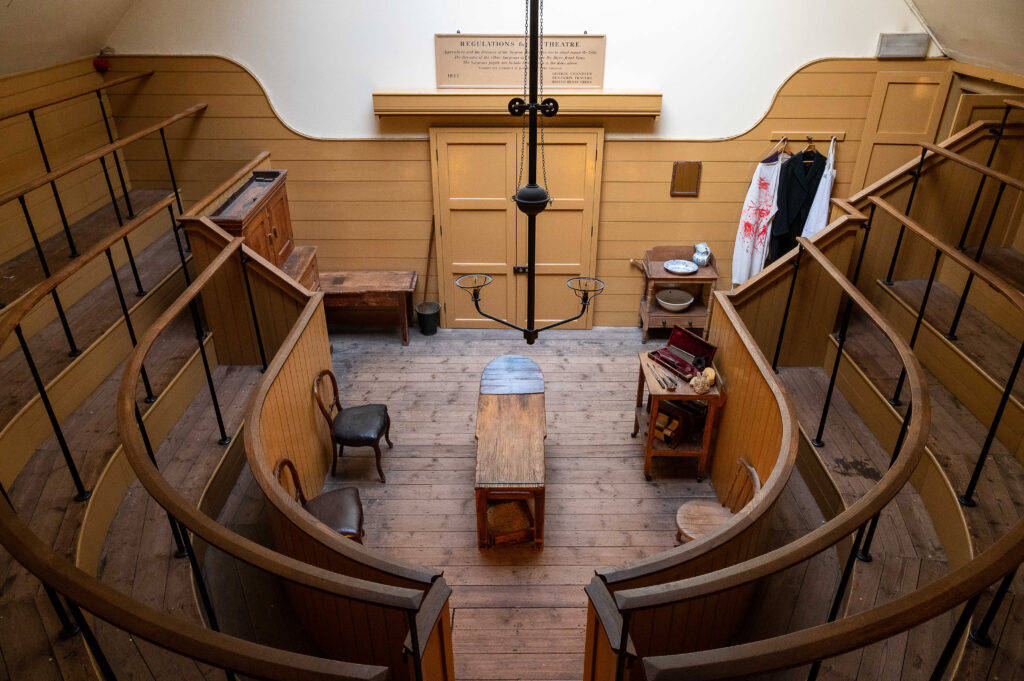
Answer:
[455, 0, 604, 344]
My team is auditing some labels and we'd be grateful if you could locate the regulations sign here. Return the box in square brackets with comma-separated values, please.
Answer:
[435, 34, 605, 89]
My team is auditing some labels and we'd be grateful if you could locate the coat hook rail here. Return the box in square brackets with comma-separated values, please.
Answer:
[770, 131, 846, 142]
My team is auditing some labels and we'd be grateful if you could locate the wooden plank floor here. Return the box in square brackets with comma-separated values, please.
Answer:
[94, 362, 262, 681]
[0, 189, 172, 306]
[326, 326, 716, 681]
[0, 312, 196, 681]
[842, 308, 1024, 681]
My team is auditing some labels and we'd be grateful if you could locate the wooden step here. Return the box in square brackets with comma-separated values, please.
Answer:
[874, 279, 1024, 460]
[280, 244, 319, 291]
[0, 188, 173, 306]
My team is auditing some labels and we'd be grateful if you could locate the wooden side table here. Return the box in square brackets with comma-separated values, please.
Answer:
[632, 351, 725, 480]
[319, 270, 417, 345]
[631, 245, 719, 342]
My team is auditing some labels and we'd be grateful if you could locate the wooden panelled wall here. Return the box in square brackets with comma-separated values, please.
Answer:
[95, 55, 961, 326]
[0, 60, 130, 264]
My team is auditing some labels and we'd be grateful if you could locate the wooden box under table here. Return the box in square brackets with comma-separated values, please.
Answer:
[632, 245, 718, 342]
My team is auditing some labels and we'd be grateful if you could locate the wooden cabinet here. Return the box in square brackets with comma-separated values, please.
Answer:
[631, 246, 718, 342]
[208, 169, 320, 291]
[209, 169, 295, 268]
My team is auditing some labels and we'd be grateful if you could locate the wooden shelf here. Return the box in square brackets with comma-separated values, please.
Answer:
[372, 90, 662, 118]
[640, 299, 708, 334]
[635, 406, 704, 453]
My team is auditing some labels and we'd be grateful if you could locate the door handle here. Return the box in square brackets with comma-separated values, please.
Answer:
[513, 266, 529, 274]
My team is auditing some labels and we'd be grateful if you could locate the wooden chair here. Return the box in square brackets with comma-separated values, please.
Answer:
[676, 458, 761, 544]
[313, 368, 392, 482]
[274, 458, 364, 543]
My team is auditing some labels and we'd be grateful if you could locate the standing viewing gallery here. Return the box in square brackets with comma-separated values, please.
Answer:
[1, 1, 1023, 680]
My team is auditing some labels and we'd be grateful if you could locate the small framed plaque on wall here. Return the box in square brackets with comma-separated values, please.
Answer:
[435, 34, 605, 89]
[670, 161, 702, 197]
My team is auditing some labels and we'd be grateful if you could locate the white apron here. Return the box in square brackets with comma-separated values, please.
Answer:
[731, 153, 788, 286]
[802, 137, 836, 239]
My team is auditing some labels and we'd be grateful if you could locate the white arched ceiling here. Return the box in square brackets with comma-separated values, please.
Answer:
[104, 0, 936, 139]
[907, 0, 1024, 78]
[0, 0, 131, 76]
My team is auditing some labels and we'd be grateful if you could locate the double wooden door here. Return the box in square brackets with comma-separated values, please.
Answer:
[430, 128, 603, 329]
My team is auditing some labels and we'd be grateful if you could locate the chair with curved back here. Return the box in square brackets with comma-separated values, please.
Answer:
[273, 457, 365, 543]
[314, 368, 392, 482]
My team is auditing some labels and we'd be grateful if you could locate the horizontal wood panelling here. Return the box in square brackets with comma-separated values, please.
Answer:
[105, 55, 948, 323]
[0, 59, 135, 264]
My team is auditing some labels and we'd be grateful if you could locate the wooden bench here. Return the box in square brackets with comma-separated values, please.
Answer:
[675, 458, 761, 543]
[319, 270, 418, 345]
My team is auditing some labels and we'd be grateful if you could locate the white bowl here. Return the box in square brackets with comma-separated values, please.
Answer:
[656, 289, 694, 312]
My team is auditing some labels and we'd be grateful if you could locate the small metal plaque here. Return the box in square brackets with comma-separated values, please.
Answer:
[330, 276, 346, 286]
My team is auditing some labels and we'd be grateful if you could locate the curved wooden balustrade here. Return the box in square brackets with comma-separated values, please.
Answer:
[584, 214, 932, 680]
[0, 501, 388, 680]
[116, 218, 454, 680]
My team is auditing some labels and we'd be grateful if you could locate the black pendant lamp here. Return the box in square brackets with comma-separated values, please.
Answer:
[455, 0, 603, 344]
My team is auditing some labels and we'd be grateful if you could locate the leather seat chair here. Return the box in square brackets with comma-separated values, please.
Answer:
[273, 458, 364, 542]
[313, 368, 392, 482]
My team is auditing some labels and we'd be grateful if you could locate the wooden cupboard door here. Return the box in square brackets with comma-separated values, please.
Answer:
[267, 188, 294, 266]
[515, 130, 602, 330]
[431, 129, 518, 328]
[245, 209, 274, 263]
[851, 69, 953, 192]
[430, 127, 603, 330]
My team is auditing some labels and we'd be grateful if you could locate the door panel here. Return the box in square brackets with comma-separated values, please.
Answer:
[431, 128, 603, 330]
[432, 132, 518, 327]
[851, 69, 953, 191]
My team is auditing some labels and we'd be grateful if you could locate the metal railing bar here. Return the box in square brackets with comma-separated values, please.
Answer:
[27, 110, 78, 257]
[95, 90, 134, 218]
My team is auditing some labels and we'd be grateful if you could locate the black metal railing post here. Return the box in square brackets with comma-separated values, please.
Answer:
[849, 205, 875, 288]
[159, 129, 184, 214]
[807, 524, 867, 681]
[812, 296, 855, 447]
[188, 301, 231, 445]
[858, 404, 912, 562]
[168, 206, 193, 285]
[957, 107, 1010, 250]
[27, 110, 78, 257]
[959, 339, 1024, 506]
[19, 194, 52, 277]
[66, 601, 119, 681]
[615, 611, 632, 681]
[883, 148, 927, 285]
[928, 594, 981, 681]
[240, 254, 268, 372]
[95, 90, 134, 218]
[407, 610, 424, 681]
[772, 246, 802, 373]
[0, 481, 80, 638]
[890, 248, 942, 406]
[946, 181, 1008, 341]
[969, 567, 1017, 646]
[98, 156, 146, 297]
[14, 325, 90, 501]
[104, 249, 155, 402]
[133, 404, 190, 558]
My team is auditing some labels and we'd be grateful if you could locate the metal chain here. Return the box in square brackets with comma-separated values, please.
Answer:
[539, 0, 550, 199]
[517, 0, 528, 190]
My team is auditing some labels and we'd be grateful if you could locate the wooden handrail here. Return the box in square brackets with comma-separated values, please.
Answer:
[1005, 98, 1024, 111]
[182, 151, 271, 218]
[0, 501, 386, 680]
[0, 102, 207, 208]
[116, 225, 426, 609]
[0, 194, 174, 347]
[869, 196, 1024, 315]
[643, 515, 1024, 680]
[611, 235, 930, 612]
[920, 141, 1024, 193]
[0, 71, 153, 123]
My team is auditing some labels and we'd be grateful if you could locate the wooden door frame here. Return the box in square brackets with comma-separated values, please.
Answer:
[429, 126, 604, 330]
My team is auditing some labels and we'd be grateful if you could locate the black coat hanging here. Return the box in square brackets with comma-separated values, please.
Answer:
[768, 150, 827, 262]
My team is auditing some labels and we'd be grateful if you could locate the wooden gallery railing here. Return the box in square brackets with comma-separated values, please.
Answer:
[584, 207, 934, 681]
[117, 218, 454, 681]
